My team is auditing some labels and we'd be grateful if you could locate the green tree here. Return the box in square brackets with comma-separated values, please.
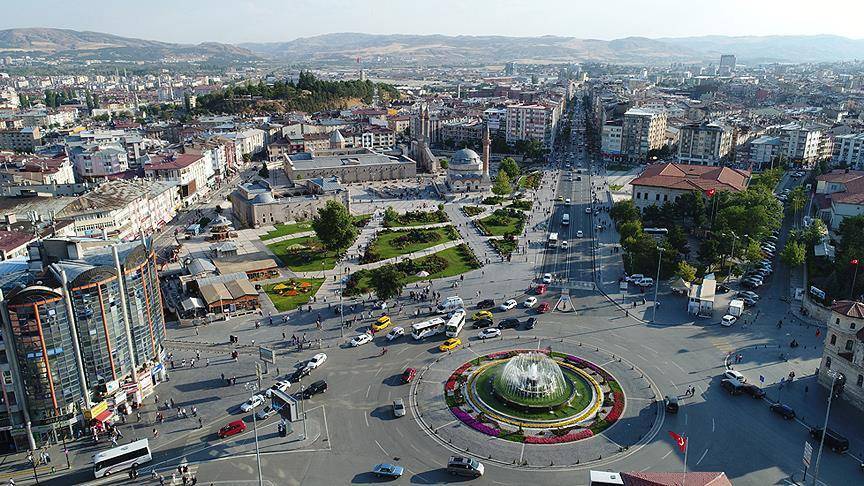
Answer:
[258, 164, 270, 179]
[780, 240, 806, 267]
[439, 158, 449, 169]
[499, 157, 520, 180]
[743, 239, 764, 265]
[698, 238, 720, 268]
[619, 220, 643, 243]
[183, 92, 192, 112]
[715, 188, 782, 242]
[610, 200, 640, 227]
[789, 186, 807, 227]
[383, 206, 399, 225]
[492, 171, 512, 196]
[667, 225, 688, 253]
[675, 261, 698, 282]
[243, 153, 252, 163]
[312, 200, 358, 251]
[369, 265, 405, 301]
[801, 219, 827, 247]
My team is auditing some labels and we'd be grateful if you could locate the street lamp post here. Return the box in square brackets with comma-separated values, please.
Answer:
[811, 370, 839, 486]
[724, 231, 737, 282]
[243, 382, 264, 486]
[651, 247, 664, 323]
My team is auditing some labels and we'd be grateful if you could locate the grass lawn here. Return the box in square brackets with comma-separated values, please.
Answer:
[482, 195, 505, 205]
[345, 244, 479, 296]
[473, 363, 592, 420]
[365, 227, 458, 262]
[260, 221, 313, 241]
[264, 278, 324, 311]
[462, 206, 485, 217]
[384, 209, 449, 228]
[490, 238, 517, 256]
[267, 236, 340, 272]
[608, 184, 624, 191]
[476, 209, 526, 236]
[507, 199, 533, 211]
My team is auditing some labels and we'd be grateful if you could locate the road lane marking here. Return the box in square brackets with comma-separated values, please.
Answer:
[375, 439, 388, 455]
[661, 449, 673, 460]
[364, 413, 369, 427]
[696, 448, 709, 465]
[365, 384, 372, 398]
[712, 418, 715, 432]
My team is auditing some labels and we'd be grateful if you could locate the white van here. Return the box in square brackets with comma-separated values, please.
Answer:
[436, 296, 464, 314]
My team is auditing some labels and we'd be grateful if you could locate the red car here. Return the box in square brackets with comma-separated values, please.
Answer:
[402, 368, 416, 383]
[218, 420, 247, 438]
[535, 284, 547, 295]
[537, 302, 551, 313]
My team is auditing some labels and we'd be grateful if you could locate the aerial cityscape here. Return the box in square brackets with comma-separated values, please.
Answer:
[2, 1, 864, 485]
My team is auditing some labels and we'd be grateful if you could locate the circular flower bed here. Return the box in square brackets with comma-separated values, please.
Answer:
[444, 349, 626, 444]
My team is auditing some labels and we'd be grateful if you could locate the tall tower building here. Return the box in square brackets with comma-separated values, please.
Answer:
[482, 126, 491, 177]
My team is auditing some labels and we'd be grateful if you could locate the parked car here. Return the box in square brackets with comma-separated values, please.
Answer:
[542, 273, 553, 284]
[218, 420, 247, 438]
[635, 277, 654, 287]
[392, 398, 406, 418]
[809, 427, 849, 453]
[240, 394, 265, 412]
[724, 370, 746, 382]
[743, 383, 766, 398]
[769, 403, 796, 419]
[523, 297, 538, 308]
[721, 315, 737, 327]
[741, 296, 758, 307]
[537, 302, 551, 313]
[721, 378, 745, 395]
[476, 299, 496, 309]
[472, 318, 494, 329]
[626, 274, 645, 283]
[738, 291, 759, 300]
[372, 463, 404, 479]
[534, 285, 547, 295]
[304, 353, 327, 371]
[401, 368, 416, 384]
[500, 299, 518, 311]
[478, 328, 501, 340]
[439, 338, 462, 352]
[265, 380, 291, 398]
[256, 405, 276, 420]
[350, 334, 373, 347]
[386, 327, 405, 341]
[472, 310, 493, 321]
[499, 318, 520, 329]
[524, 317, 537, 330]
[301, 380, 328, 399]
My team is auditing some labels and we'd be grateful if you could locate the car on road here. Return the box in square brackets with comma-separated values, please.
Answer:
[576, 176, 582, 181]
[743, 383, 766, 399]
[565, 198, 571, 204]
[289, 366, 311, 383]
[809, 428, 849, 452]
[537, 302, 551, 313]
[372, 315, 392, 331]
[476, 299, 496, 309]
[304, 353, 328, 371]
[738, 291, 759, 300]
[256, 405, 276, 420]
[535, 284, 547, 295]
[721, 378, 745, 395]
[393, 398, 406, 418]
[770, 403, 796, 420]
[499, 318, 520, 329]
[301, 380, 328, 399]
[478, 328, 501, 340]
[447, 456, 485, 478]
[472, 318, 494, 329]
[724, 370, 746, 382]
[386, 327, 405, 341]
[525, 317, 537, 329]
[218, 420, 247, 439]
[664, 395, 679, 413]
[500, 299, 518, 311]
[265, 380, 291, 398]
[576, 230, 583, 238]
[523, 296, 538, 308]
[585, 207, 592, 214]
[721, 315, 737, 327]
[372, 463, 404, 479]
[542, 273, 553, 284]
[472, 310, 493, 321]
[401, 368, 416, 383]
[240, 394, 265, 412]
[349, 334, 373, 347]
[561, 240, 568, 249]
[439, 338, 462, 352]
[626, 274, 645, 283]
[634, 277, 654, 288]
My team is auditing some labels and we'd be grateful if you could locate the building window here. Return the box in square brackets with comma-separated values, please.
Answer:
[830, 334, 836, 345]
[846, 339, 854, 351]
[858, 374, 864, 387]
[851, 322, 857, 330]
[836, 317, 840, 325]
[655, 194, 660, 201]
[825, 357, 832, 369]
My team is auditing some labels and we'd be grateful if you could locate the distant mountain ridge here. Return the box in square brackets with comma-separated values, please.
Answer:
[0, 27, 259, 62]
[1, 28, 863, 65]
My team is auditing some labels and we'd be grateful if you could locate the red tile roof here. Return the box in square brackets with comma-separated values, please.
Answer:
[621, 471, 732, 486]
[0, 230, 36, 253]
[816, 169, 864, 184]
[145, 153, 204, 171]
[832, 300, 864, 319]
[631, 163, 750, 193]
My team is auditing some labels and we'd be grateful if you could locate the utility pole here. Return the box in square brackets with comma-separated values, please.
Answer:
[812, 370, 839, 485]
[651, 246, 664, 323]
[244, 382, 264, 486]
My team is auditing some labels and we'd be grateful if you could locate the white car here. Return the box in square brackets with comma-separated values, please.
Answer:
[724, 369, 746, 383]
[500, 299, 518, 311]
[720, 315, 737, 327]
[265, 380, 291, 398]
[256, 405, 276, 420]
[626, 274, 644, 283]
[478, 328, 502, 340]
[542, 273, 553, 284]
[585, 207, 592, 214]
[240, 394, 265, 412]
[305, 353, 328, 370]
[565, 198, 571, 204]
[386, 326, 405, 341]
[392, 398, 406, 418]
[350, 334, 373, 347]
[576, 230, 584, 238]
[635, 277, 654, 287]
[561, 240, 568, 249]
[523, 296, 538, 308]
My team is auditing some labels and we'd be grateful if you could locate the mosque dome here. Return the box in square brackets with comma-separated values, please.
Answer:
[450, 148, 482, 167]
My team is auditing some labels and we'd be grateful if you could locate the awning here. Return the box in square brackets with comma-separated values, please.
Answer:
[91, 409, 113, 424]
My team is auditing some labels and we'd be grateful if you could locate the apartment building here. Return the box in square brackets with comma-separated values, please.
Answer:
[832, 133, 864, 169]
[817, 301, 864, 412]
[676, 121, 733, 166]
[67, 143, 129, 181]
[0, 127, 42, 152]
[0, 154, 76, 186]
[748, 136, 783, 171]
[779, 122, 823, 166]
[622, 108, 667, 162]
[505, 103, 560, 149]
[144, 152, 213, 206]
[601, 121, 624, 160]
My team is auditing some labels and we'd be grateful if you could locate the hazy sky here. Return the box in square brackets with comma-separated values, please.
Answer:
[3, 0, 863, 44]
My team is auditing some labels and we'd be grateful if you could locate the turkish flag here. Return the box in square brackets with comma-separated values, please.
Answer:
[669, 431, 687, 453]
[705, 188, 716, 198]
[852, 259, 860, 266]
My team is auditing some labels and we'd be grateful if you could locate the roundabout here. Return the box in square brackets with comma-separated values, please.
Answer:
[412, 336, 664, 468]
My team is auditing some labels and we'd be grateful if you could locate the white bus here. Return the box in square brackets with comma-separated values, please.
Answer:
[411, 317, 447, 340]
[548, 233, 559, 248]
[562, 213, 570, 226]
[93, 438, 152, 478]
[444, 310, 467, 338]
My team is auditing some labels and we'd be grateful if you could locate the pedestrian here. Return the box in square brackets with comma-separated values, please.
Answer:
[137, 411, 141, 422]
[220, 372, 225, 381]
[198, 417, 203, 429]
[205, 358, 210, 367]
[153, 428, 159, 438]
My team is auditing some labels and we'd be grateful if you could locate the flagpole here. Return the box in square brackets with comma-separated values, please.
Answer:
[683, 434, 688, 486]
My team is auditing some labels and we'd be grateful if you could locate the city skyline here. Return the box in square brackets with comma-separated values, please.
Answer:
[1, 0, 863, 45]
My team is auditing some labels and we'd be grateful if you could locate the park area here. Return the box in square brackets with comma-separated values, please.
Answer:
[361, 227, 459, 263]
[518, 171, 542, 190]
[263, 278, 324, 311]
[383, 207, 449, 227]
[345, 244, 480, 297]
[266, 235, 340, 272]
[476, 208, 527, 236]
[259, 221, 312, 241]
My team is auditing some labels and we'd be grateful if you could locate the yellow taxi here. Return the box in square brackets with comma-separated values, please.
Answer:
[471, 311, 493, 321]
[372, 315, 392, 332]
[439, 338, 462, 352]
